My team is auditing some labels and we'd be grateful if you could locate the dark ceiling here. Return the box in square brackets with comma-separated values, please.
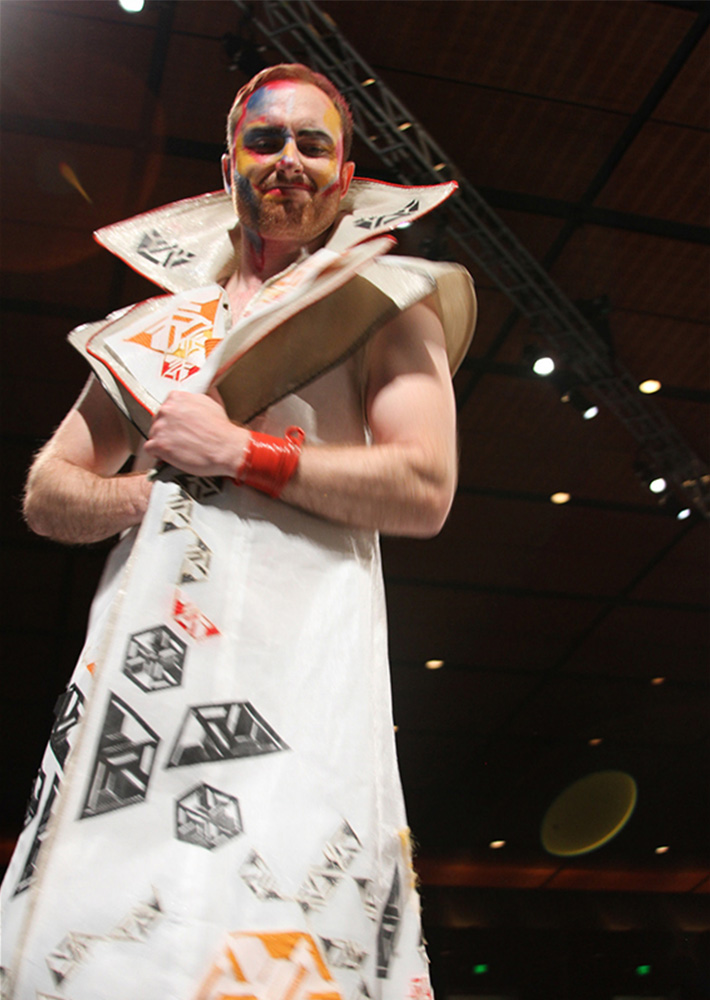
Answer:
[1, 0, 708, 969]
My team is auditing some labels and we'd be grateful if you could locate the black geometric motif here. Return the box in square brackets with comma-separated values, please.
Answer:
[173, 473, 223, 503]
[109, 893, 162, 942]
[239, 850, 284, 900]
[319, 937, 367, 969]
[166, 701, 288, 768]
[80, 694, 160, 818]
[22, 766, 46, 828]
[179, 536, 211, 584]
[376, 866, 402, 978]
[175, 782, 243, 849]
[136, 229, 195, 269]
[354, 877, 378, 921]
[50, 683, 84, 768]
[353, 199, 420, 231]
[296, 820, 362, 912]
[14, 775, 60, 895]
[123, 625, 186, 693]
[162, 489, 194, 532]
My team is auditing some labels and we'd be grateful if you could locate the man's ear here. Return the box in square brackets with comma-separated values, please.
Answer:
[339, 160, 355, 197]
[221, 153, 232, 195]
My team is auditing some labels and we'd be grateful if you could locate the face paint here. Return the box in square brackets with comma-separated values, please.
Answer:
[229, 81, 351, 246]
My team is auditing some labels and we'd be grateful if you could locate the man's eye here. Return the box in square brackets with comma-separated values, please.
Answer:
[248, 137, 284, 154]
[298, 141, 329, 157]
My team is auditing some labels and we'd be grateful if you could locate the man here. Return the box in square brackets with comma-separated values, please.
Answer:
[2, 65, 474, 1000]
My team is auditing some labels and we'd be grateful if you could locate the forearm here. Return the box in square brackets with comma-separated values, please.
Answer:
[280, 439, 457, 537]
[23, 452, 152, 545]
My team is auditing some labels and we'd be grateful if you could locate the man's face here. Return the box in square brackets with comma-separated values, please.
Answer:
[225, 80, 354, 244]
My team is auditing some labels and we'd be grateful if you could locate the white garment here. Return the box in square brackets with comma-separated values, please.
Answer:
[2, 178, 474, 1000]
[1, 357, 433, 1000]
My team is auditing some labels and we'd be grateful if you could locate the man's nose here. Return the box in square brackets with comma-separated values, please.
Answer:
[276, 137, 302, 171]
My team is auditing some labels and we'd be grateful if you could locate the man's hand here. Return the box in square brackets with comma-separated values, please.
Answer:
[145, 389, 249, 479]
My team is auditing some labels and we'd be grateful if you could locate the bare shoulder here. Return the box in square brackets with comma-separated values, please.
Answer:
[366, 298, 449, 397]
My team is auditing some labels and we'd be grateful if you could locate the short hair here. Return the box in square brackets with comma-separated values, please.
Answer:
[226, 63, 354, 159]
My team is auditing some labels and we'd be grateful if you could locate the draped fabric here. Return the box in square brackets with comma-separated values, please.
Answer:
[2, 180, 474, 1000]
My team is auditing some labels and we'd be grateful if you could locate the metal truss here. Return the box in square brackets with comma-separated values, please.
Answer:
[232, 0, 709, 518]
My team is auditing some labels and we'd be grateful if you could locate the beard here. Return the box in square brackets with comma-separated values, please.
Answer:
[236, 177, 342, 246]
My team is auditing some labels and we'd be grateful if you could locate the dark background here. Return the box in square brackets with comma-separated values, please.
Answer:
[1, 2, 708, 997]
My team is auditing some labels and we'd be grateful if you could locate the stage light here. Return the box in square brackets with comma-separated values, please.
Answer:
[433, 162, 446, 171]
[489, 840, 505, 849]
[677, 507, 692, 520]
[523, 344, 555, 376]
[362, 77, 376, 87]
[588, 738, 603, 747]
[398, 121, 413, 131]
[473, 964, 489, 975]
[655, 845, 670, 854]
[118, 0, 144, 10]
[639, 379, 661, 394]
[651, 676, 665, 686]
[560, 386, 598, 420]
[425, 659, 444, 670]
[635, 965, 651, 976]
[550, 492, 571, 505]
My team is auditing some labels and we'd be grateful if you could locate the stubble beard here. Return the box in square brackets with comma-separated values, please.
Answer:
[238, 183, 342, 247]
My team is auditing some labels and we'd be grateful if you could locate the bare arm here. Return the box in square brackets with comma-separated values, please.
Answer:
[145, 301, 458, 538]
[23, 377, 152, 544]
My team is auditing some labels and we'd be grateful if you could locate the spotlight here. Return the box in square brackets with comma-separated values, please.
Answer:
[560, 386, 599, 420]
[635, 460, 669, 498]
[118, 0, 144, 10]
[639, 379, 662, 394]
[523, 345, 555, 376]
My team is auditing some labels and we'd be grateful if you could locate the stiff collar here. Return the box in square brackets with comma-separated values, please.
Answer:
[93, 178, 459, 293]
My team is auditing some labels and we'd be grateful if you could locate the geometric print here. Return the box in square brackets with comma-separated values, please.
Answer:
[166, 701, 288, 768]
[319, 937, 367, 970]
[124, 291, 221, 383]
[376, 866, 402, 979]
[239, 850, 287, 901]
[172, 590, 219, 641]
[45, 892, 162, 986]
[296, 821, 362, 913]
[194, 930, 342, 1000]
[175, 782, 243, 850]
[49, 683, 84, 769]
[80, 694, 160, 819]
[13, 775, 60, 896]
[123, 625, 187, 692]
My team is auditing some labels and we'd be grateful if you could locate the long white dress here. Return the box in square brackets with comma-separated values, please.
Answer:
[1, 180, 474, 1000]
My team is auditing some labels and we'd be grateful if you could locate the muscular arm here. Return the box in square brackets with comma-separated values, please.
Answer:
[146, 301, 458, 538]
[23, 377, 152, 544]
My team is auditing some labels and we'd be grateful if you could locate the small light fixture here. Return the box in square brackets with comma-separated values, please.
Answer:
[362, 77, 376, 87]
[588, 737, 603, 747]
[639, 379, 662, 394]
[550, 492, 571, 505]
[522, 344, 555, 376]
[651, 676, 666, 686]
[118, 0, 144, 9]
[393, 725, 399, 733]
[433, 162, 446, 171]
[425, 659, 444, 670]
[560, 387, 598, 420]
[649, 475, 667, 494]
[489, 840, 506, 849]
[655, 845, 670, 854]
[398, 121, 413, 131]
[676, 507, 692, 520]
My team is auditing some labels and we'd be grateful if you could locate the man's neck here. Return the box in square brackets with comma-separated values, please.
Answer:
[225, 225, 327, 318]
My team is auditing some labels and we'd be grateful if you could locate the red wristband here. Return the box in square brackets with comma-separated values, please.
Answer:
[234, 426, 306, 498]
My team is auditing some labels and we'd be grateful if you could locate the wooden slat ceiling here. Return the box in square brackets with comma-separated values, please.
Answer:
[1, 0, 708, 912]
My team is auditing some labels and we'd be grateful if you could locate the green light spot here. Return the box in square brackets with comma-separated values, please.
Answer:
[473, 964, 489, 975]
[635, 965, 651, 976]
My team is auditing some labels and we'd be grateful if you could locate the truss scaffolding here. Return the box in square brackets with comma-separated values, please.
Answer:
[231, 0, 709, 518]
